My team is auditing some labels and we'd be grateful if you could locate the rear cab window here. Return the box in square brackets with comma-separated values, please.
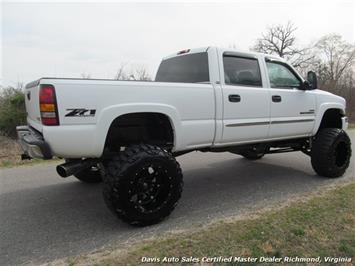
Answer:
[155, 52, 210, 83]
[223, 55, 262, 87]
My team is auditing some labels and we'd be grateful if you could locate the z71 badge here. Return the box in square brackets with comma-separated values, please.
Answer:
[65, 108, 96, 117]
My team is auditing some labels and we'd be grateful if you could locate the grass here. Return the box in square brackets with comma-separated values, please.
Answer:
[349, 123, 355, 129]
[55, 182, 355, 266]
[0, 135, 61, 168]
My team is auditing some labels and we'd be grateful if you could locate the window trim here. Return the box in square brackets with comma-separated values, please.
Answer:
[222, 54, 263, 88]
[265, 59, 303, 89]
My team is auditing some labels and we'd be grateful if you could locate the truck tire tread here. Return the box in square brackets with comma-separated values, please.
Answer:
[102, 144, 183, 226]
[311, 128, 351, 178]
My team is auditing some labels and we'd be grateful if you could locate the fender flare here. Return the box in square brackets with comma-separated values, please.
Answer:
[94, 103, 182, 156]
[312, 103, 345, 135]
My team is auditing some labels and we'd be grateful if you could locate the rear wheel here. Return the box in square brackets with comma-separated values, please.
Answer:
[102, 144, 183, 226]
[311, 128, 351, 178]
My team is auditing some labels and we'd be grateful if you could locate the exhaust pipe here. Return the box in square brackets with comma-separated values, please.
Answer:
[56, 159, 98, 178]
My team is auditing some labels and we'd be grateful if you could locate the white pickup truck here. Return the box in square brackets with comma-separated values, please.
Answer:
[17, 47, 352, 226]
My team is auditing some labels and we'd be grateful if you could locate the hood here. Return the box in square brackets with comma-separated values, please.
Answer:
[314, 89, 346, 107]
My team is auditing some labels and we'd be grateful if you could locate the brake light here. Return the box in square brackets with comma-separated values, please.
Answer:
[177, 49, 190, 55]
[39, 84, 59, 126]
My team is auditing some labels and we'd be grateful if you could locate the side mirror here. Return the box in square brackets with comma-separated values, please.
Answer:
[300, 80, 310, 90]
[307, 71, 317, 90]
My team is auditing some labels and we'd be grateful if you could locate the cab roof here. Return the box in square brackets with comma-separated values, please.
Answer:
[162, 46, 285, 62]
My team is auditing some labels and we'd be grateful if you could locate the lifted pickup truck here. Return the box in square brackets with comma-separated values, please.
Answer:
[18, 47, 352, 226]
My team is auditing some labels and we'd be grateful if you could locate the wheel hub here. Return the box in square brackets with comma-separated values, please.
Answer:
[129, 164, 171, 213]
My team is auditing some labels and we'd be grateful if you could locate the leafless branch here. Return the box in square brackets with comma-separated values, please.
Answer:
[252, 21, 314, 70]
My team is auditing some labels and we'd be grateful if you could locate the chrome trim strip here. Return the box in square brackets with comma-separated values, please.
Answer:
[225, 119, 314, 127]
[300, 111, 315, 114]
[226, 121, 269, 127]
[271, 119, 314, 124]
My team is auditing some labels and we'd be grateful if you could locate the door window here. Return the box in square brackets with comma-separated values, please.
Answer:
[266, 62, 301, 88]
[223, 56, 262, 87]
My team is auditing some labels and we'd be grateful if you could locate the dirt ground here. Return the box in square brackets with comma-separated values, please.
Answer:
[0, 135, 24, 167]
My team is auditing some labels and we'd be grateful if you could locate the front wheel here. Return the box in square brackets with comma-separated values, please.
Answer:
[311, 128, 352, 178]
[102, 144, 183, 226]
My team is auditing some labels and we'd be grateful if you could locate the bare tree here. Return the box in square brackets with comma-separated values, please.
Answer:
[313, 34, 355, 89]
[114, 64, 152, 81]
[129, 65, 152, 81]
[310, 34, 355, 121]
[114, 63, 129, 80]
[252, 21, 314, 69]
[15, 81, 24, 90]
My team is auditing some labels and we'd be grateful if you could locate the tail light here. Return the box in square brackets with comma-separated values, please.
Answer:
[39, 84, 59, 126]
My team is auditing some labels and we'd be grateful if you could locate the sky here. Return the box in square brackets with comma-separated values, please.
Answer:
[1, 0, 354, 87]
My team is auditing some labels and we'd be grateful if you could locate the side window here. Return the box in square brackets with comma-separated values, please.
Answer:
[223, 56, 262, 87]
[266, 62, 301, 88]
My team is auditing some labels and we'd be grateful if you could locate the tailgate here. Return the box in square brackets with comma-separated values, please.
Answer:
[25, 80, 41, 126]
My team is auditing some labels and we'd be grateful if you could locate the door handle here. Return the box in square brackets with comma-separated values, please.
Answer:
[272, 95, 282, 102]
[229, 94, 241, 102]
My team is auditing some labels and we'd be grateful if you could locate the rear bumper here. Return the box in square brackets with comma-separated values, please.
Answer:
[16, 126, 52, 159]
